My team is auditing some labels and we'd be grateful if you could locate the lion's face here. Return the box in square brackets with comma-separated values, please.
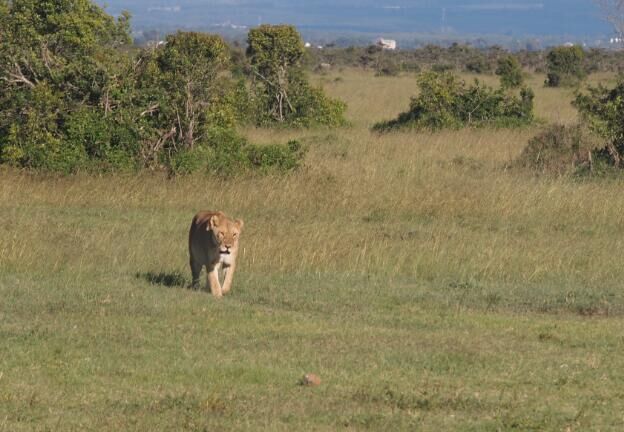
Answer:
[208, 212, 243, 255]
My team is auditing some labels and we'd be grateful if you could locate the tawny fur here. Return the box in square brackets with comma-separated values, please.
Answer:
[188, 210, 243, 298]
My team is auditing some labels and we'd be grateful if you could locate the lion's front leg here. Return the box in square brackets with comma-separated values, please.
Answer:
[207, 264, 223, 298]
[221, 260, 236, 295]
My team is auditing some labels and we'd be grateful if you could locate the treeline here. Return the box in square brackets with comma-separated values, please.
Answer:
[307, 43, 624, 77]
[0, 0, 345, 174]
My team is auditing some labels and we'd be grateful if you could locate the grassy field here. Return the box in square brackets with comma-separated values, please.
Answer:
[2, 69, 624, 431]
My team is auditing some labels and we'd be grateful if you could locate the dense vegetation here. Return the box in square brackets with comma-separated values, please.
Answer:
[495, 55, 524, 89]
[247, 25, 347, 127]
[373, 71, 535, 132]
[0, 1, 341, 174]
[545, 45, 586, 87]
[307, 43, 624, 77]
[574, 78, 624, 167]
[515, 123, 598, 175]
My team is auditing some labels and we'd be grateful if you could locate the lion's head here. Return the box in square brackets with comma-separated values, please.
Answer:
[207, 211, 244, 255]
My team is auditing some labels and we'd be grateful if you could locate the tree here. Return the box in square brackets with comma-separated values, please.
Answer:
[496, 55, 523, 89]
[0, 0, 132, 170]
[0, 0, 130, 99]
[0, 1, 309, 174]
[574, 80, 624, 167]
[246, 24, 346, 127]
[138, 32, 230, 152]
[130, 31, 307, 174]
[545, 45, 586, 88]
[246, 25, 304, 123]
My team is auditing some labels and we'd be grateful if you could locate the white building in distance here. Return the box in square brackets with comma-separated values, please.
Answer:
[376, 38, 397, 50]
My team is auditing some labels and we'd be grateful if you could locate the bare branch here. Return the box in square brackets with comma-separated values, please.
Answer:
[250, 68, 278, 88]
[140, 103, 160, 117]
[5, 62, 35, 88]
[141, 126, 177, 167]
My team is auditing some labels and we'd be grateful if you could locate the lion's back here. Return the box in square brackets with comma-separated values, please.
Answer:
[189, 211, 220, 265]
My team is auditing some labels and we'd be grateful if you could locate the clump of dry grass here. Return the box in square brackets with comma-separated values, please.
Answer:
[515, 123, 602, 175]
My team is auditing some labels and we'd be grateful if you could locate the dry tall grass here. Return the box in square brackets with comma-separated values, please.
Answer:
[3, 70, 622, 298]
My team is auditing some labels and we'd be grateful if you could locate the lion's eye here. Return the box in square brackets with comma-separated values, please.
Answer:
[233, 233, 237, 238]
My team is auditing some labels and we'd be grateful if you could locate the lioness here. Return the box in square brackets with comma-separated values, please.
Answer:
[188, 210, 243, 298]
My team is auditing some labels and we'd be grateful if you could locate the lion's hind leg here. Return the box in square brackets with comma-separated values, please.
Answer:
[190, 258, 203, 290]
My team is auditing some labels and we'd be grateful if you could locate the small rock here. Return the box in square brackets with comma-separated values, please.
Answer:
[301, 373, 321, 386]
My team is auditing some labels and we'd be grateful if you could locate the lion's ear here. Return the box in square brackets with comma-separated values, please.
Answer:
[235, 219, 244, 230]
[208, 213, 221, 229]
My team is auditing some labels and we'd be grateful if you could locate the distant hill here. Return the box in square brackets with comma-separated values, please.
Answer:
[96, 0, 612, 44]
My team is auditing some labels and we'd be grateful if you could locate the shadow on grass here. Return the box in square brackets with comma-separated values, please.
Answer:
[137, 271, 189, 289]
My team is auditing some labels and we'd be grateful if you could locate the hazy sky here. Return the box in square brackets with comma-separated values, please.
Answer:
[97, 1, 612, 37]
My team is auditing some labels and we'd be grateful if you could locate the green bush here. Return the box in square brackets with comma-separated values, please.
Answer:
[0, 0, 132, 173]
[0, 2, 312, 175]
[515, 124, 600, 175]
[496, 55, 524, 89]
[247, 140, 306, 172]
[0, 84, 88, 173]
[375, 57, 401, 76]
[574, 79, 624, 168]
[246, 24, 347, 127]
[431, 63, 455, 73]
[288, 81, 348, 127]
[465, 57, 491, 74]
[372, 71, 534, 132]
[545, 45, 586, 87]
[65, 108, 139, 171]
[168, 127, 306, 176]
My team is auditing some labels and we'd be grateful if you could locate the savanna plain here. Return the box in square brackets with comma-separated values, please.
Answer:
[2, 70, 624, 431]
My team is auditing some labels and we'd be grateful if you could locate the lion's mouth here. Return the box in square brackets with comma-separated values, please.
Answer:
[220, 250, 231, 255]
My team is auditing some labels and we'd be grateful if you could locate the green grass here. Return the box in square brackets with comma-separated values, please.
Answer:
[2, 70, 624, 430]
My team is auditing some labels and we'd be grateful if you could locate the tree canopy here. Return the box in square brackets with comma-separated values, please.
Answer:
[0, 1, 319, 174]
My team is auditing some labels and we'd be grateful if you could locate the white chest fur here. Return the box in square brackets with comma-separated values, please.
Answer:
[219, 253, 233, 267]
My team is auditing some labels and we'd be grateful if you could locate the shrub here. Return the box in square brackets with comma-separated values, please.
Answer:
[465, 57, 491, 74]
[166, 146, 213, 176]
[372, 71, 534, 132]
[247, 24, 346, 127]
[247, 140, 306, 172]
[0, 2, 311, 175]
[65, 108, 139, 171]
[204, 127, 251, 175]
[376, 57, 401, 76]
[287, 81, 347, 127]
[545, 45, 586, 87]
[496, 55, 524, 89]
[515, 124, 600, 175]
[0, 0, 132, 173]
[431, 63, 455, 73]
[166, 127, 306, 176]
[574, 79, 624, 168]
[1, 84, 73, 171]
